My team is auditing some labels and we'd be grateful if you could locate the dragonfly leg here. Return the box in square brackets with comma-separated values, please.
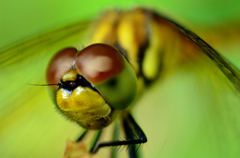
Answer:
[90, 112, 147, 156]
[123, 113, 143, 158]
[89, 130, 103, 152]
[76, 130, 89, 142]
[111, 120, 120, 158]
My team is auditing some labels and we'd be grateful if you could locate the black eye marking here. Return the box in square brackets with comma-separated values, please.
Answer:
[59, 75, 98, 92]
[68, 81, 76, 88]
[107, 78, 117, 87]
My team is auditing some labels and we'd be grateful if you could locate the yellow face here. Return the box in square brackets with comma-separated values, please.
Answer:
[46, 44, 138, 129]
[56, 69, 112, 129]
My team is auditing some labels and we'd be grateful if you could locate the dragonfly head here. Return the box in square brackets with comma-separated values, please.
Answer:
[46, 44, 137, 129]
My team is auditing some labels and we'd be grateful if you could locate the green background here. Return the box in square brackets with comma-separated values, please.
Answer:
[1, 0, 240, 48]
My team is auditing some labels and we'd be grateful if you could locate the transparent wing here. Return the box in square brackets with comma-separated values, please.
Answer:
[134, 13, 240, 158]
[0, 20, 92, 157]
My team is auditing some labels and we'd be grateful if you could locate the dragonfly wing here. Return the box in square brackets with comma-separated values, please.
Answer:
[0, 20, 92, 157]
[135, 12, 240, 158]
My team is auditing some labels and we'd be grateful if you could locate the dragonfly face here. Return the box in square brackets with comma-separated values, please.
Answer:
[46, 44, 138, 129]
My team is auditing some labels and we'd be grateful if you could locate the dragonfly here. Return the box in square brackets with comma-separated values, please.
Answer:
[1, 7, 240, 158]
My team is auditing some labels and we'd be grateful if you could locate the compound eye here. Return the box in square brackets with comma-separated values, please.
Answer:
[75, 44, 137, 110]
[75, 44, 124, 85]
[46, 47, 77, 88]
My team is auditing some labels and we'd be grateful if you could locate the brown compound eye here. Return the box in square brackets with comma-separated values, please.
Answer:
[75, 44, 125, 85]
[75, 44, 137, 110]
[46, 46, 113, 130]
[46, 47, 77, 88]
